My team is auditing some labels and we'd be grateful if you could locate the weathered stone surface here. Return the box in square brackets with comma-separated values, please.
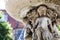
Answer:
[5, 0, 60, 40]
[5, 0, 60, 22]
[22, 3, 60, 40]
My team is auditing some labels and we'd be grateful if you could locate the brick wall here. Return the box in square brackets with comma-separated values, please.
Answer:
[0, 10, 24, 29]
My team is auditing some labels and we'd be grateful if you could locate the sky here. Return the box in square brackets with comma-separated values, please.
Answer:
[0, 0, 11, 27]
[0, 0, 5, 9]
[0, 0, 7, 21]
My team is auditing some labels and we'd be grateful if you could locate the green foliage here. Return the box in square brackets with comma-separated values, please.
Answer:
[57, 25, 60, 31]
[57, 25, 60, 35]
[0, 11, 13, 40]
[0, 11, 3, 19]
[0, 22, 13, 40]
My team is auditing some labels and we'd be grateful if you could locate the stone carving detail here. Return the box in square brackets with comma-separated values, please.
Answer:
[21, 3, 60, 40]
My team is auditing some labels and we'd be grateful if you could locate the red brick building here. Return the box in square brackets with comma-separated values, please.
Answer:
[0, 10, 24, 29]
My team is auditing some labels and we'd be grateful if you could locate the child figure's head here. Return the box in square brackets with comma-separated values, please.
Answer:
[37, 6, 47, 17]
